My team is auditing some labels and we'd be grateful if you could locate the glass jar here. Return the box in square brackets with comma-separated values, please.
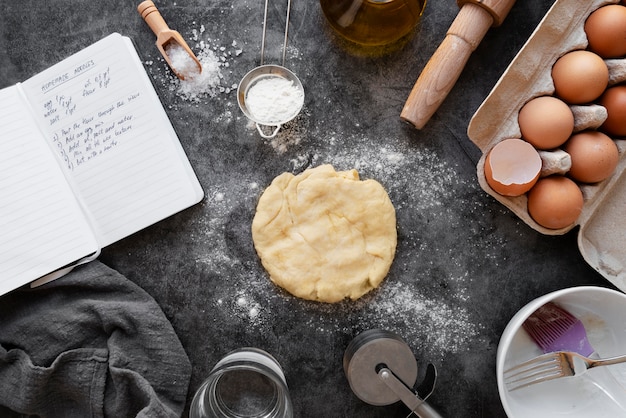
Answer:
[189, 348, 293, 418]
[320, 0, 427, 47]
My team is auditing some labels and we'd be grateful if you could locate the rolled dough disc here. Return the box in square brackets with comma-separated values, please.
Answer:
[251, 164, 397, 303]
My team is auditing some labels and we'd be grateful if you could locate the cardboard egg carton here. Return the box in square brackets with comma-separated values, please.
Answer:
[468, 0, 626, 290]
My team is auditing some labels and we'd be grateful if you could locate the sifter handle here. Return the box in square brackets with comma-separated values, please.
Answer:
[401, 0, 516, 129]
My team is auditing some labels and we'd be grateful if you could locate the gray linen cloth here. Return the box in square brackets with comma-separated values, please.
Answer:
[0, 261, 191, 417]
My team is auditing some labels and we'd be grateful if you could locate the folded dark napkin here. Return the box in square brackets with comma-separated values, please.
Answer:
[0, 261, 191, 418]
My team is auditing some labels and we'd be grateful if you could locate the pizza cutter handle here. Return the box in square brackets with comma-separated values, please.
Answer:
[378, 367, 442, 418]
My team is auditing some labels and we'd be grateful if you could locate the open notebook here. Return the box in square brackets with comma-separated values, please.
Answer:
[0, 33, 204, 295]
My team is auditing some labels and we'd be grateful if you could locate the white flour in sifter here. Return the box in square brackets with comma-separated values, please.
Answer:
[245, 76, 304, 124]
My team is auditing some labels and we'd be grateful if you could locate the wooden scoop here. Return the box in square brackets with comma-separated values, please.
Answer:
[401, 0, 517, 129]
[137, 0, 201, 80]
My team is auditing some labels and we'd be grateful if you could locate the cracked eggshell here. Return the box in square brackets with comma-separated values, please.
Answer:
[484, 139, 542, 196]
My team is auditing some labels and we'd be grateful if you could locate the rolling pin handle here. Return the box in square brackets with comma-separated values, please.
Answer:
[401, 0, 517, 129]
[456, 0, 517, 27]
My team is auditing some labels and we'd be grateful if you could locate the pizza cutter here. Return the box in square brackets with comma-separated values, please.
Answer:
[343, 329, 443, 418]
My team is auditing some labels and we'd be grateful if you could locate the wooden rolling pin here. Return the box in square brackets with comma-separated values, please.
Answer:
[401, 0, 517, 129]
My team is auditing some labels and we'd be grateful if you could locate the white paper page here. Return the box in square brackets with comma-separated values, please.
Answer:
[19, 33, 203, 247]
[0, 86, 100, 295]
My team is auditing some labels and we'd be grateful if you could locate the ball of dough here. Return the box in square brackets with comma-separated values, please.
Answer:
[251, 165, 397, 303]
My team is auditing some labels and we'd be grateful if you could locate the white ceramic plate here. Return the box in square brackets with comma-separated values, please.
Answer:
[497, 286, 626, 417]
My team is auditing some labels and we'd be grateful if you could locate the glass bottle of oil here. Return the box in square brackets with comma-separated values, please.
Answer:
[320, 0, 427, 47]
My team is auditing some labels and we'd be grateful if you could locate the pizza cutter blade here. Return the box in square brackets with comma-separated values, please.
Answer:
[343, 329, 443, 418]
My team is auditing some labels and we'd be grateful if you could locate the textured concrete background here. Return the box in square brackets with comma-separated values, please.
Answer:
[0, 0, 615, 416]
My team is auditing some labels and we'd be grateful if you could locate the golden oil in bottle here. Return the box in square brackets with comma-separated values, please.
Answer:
[320, 0, 427, 47]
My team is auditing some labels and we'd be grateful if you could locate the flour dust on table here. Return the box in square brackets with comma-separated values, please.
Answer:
[186, 131, 497, 360]
[145, 12, 498, 363]
[244, 108, 311, 153]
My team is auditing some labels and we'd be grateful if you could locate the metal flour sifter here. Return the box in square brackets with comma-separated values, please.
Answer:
[237, 0, 304, 139]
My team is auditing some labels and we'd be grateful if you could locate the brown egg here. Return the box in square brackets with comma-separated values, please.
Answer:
[527, 176, 583, 230]
[518, 96, 574, 149]
[599, 85, 626, 137]
[564, 131, 619, 183]
[584, 5, 626, 58]
[551, 50, 609, 104]
[484, 138, 542, 196]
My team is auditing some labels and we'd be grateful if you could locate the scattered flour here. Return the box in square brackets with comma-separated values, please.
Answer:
[157, 16, 495, 362]
[204, 257, 483, 360]
[189, 133, 502, 359]
[244, 106, 310, 153]
[360, 280, 482, 358]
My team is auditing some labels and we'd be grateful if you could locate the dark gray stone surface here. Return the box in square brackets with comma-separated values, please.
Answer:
[0, 0, 616, 417]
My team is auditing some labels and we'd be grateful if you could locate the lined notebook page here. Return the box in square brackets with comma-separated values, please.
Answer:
[0, 86, 100, 294]
[19, 33, 203, 247]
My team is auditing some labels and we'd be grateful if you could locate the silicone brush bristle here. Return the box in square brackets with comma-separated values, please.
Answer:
[522, 302, 595, 356]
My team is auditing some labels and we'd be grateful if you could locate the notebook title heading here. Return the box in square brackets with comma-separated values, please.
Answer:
[41, 60, 96, 93]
